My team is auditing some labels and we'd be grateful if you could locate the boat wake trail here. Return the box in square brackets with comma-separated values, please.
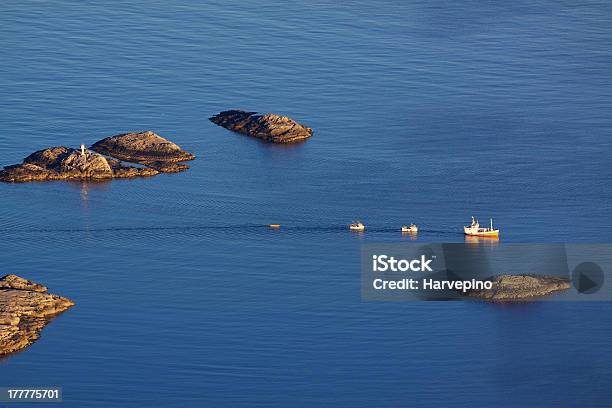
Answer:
[0, 224, 465, 236]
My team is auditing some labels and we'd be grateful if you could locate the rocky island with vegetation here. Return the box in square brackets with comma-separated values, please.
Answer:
[464, 274, 571, 302]
[0, 275, 74, 356]
[209, 110, 313, 143]
[0, 131, 194, 182]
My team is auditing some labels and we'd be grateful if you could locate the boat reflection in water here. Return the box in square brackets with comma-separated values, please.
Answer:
[401, 230, 418, 240]
[464, 234, 499, 246]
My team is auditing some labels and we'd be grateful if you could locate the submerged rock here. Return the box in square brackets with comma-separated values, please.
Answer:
[209, 110, 313, 143]
[0, 274, 74, 356]
[106, 157, 159, 178]
[464, 274, 570, 302]
[91, 131, 195, 164]
[142, 161, 191, 173]
[0, 146, 157, 182]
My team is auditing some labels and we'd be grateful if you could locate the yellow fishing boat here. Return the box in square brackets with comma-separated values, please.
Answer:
[464, 216, 499, 237]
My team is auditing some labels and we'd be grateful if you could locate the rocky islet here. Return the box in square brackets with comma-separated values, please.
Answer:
[0, 131, 194, 183]
[209, 110, 313, 143]
[0, 274, 74, 356]
[464, 274, 571, 301]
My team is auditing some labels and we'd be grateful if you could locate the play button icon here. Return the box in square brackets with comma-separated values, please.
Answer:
[572, 262, 604, 294]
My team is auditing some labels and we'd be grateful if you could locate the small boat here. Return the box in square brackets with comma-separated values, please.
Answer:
[401, 224, 418, 233]
[268, 224, 281, 229]
[464, 216, 499, 237]
[349, 221, 365, 231]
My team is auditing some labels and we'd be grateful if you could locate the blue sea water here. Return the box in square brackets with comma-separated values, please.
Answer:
[1, 0, 612, 406]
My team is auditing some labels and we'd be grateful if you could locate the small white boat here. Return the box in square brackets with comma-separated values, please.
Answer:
[401, 224, 418, 233]
[464, 216, 499, 237]
[268, 224, 281, 229]
[349, 221, 365, 231]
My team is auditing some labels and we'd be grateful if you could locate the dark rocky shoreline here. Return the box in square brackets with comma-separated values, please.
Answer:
[0, 275, 74, 356]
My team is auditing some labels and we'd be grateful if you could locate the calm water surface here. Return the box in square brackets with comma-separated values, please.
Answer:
[1, 0, 612, 406]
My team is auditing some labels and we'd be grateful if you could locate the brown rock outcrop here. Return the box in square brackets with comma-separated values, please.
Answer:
[1, 131, 195, 182]
[464, 274, 571, 302]
[91, 131, 195, 164]
[209, 110, 313, 143]
[0, 274, 74, 356]
[0, 146, 157, 182]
